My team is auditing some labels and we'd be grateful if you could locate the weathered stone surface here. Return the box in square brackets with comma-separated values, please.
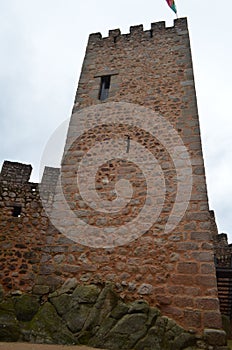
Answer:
[49, 278, 78, 298]
[32, 285, 50, 295]
[110, 302, 129, 319]
[134, 323, 164, 350]
[28, 302, 77, 345]
[91, 313, 148, 350]
[171, 332, 196, 350]
[82, 284, 118, 334]
[109, 313, 147, 335]
[138, 283, 153, 295]
[72, 284, 101, 303]
[146, 307, 161, 327]
[204, 328, 227, 346]
[0, 313, 20, 342]
[86, 315, 117, 347]
[163, 318, 185, 349]
[13, 294, 40, 321]
[128, 300, 149, 314]
[65, 304, 92, 333]
[0, 283, 227, 349]
[0, 300, 20, 342]
[136, 315, 185, 350]
[50, 293, 73, 316]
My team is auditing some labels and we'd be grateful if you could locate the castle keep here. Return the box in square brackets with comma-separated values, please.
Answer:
[0, 18, 229, 343]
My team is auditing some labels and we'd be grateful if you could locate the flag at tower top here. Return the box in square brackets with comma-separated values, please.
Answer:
[166, 0, 177, 14]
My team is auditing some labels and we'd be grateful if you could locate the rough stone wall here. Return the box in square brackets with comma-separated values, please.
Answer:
[0, 281, 228, 349]
[0, 161, 59, 292]
[214, 234, 232, 268]
[0, 17, 224, 334]
[50, 17, 221, 332]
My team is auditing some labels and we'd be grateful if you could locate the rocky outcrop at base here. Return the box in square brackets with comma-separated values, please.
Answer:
[0, 280, 228, 350]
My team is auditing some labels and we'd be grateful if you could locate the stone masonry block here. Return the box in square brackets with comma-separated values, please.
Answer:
[192, 252, 213, 262]
[195, 275, 217, 288]
[191, 232, 212, 241]
[204, 328, 227, 346]
[203, 312, 222, 329]
[177, 262, 198, 274]
[171, 274, 194, 286]
[200, 263, 215, 274]
[195, 298, 219, 310]
[183, 309, 201, 329]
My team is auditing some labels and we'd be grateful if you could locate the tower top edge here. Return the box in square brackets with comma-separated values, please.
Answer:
[89, 17, 188, 42]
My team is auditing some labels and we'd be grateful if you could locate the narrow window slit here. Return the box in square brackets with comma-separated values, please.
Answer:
[126, 136, 130, 153]
[99, 75, 111, 101]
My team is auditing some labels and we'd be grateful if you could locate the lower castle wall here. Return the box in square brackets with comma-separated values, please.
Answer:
[0, 181, 48, 291]
[0, 280, 228, 349]
[0, 161, 223, 333]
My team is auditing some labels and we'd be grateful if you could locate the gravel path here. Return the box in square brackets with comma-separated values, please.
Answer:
[0, 343, 106, 350]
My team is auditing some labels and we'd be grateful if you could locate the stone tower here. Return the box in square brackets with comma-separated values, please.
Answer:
[47, 17, 222, 332]
[0, 18, 224, 337]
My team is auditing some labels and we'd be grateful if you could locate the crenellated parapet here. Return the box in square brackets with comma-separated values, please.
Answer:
[0, 161, 60, 291]
[0, 160, 59, 189]
[0, 161, 32, 185]
[88, 18, 188, 44]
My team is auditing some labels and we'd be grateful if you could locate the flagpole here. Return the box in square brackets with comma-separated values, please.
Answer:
[175, 0, 178, 18]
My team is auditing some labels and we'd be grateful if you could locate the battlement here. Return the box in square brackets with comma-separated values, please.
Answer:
[88, 17, 188, 44]
[0, 160, 60, 190]
[40, 166, 60, 191]
[0, 161, 32, 184]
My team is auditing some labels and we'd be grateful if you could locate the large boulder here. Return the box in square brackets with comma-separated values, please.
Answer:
[0, 299, 20, 342]
[28, 302, 77, 345]
[13, 294, 40, 321]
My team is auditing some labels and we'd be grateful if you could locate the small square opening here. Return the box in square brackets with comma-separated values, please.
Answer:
[31, 186, 36, 192]
[12, 205, 22, 217]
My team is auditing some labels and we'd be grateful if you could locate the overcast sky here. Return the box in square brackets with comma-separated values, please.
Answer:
[0, 0, 231, 240]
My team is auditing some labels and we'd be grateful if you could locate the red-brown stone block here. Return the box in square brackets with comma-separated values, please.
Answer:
[177, 262, 198, 274]
[183, 309, 202, 329]
[203, 311, 222, 329]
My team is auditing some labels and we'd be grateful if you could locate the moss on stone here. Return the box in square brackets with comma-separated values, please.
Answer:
[50, 293, 73, 316]
[0, 284, 227, 349]
[13, 294, 40, 321]
[64, 304, 92, 333]
[171, 332, 196, 350]
[28, 302, 77, 345]
[72, 284, 101, 303]
[0, 299, 20, 342]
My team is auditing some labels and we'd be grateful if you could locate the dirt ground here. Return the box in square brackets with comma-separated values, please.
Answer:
[0, 342, 231, 350]
[0, 343, 106, 350]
